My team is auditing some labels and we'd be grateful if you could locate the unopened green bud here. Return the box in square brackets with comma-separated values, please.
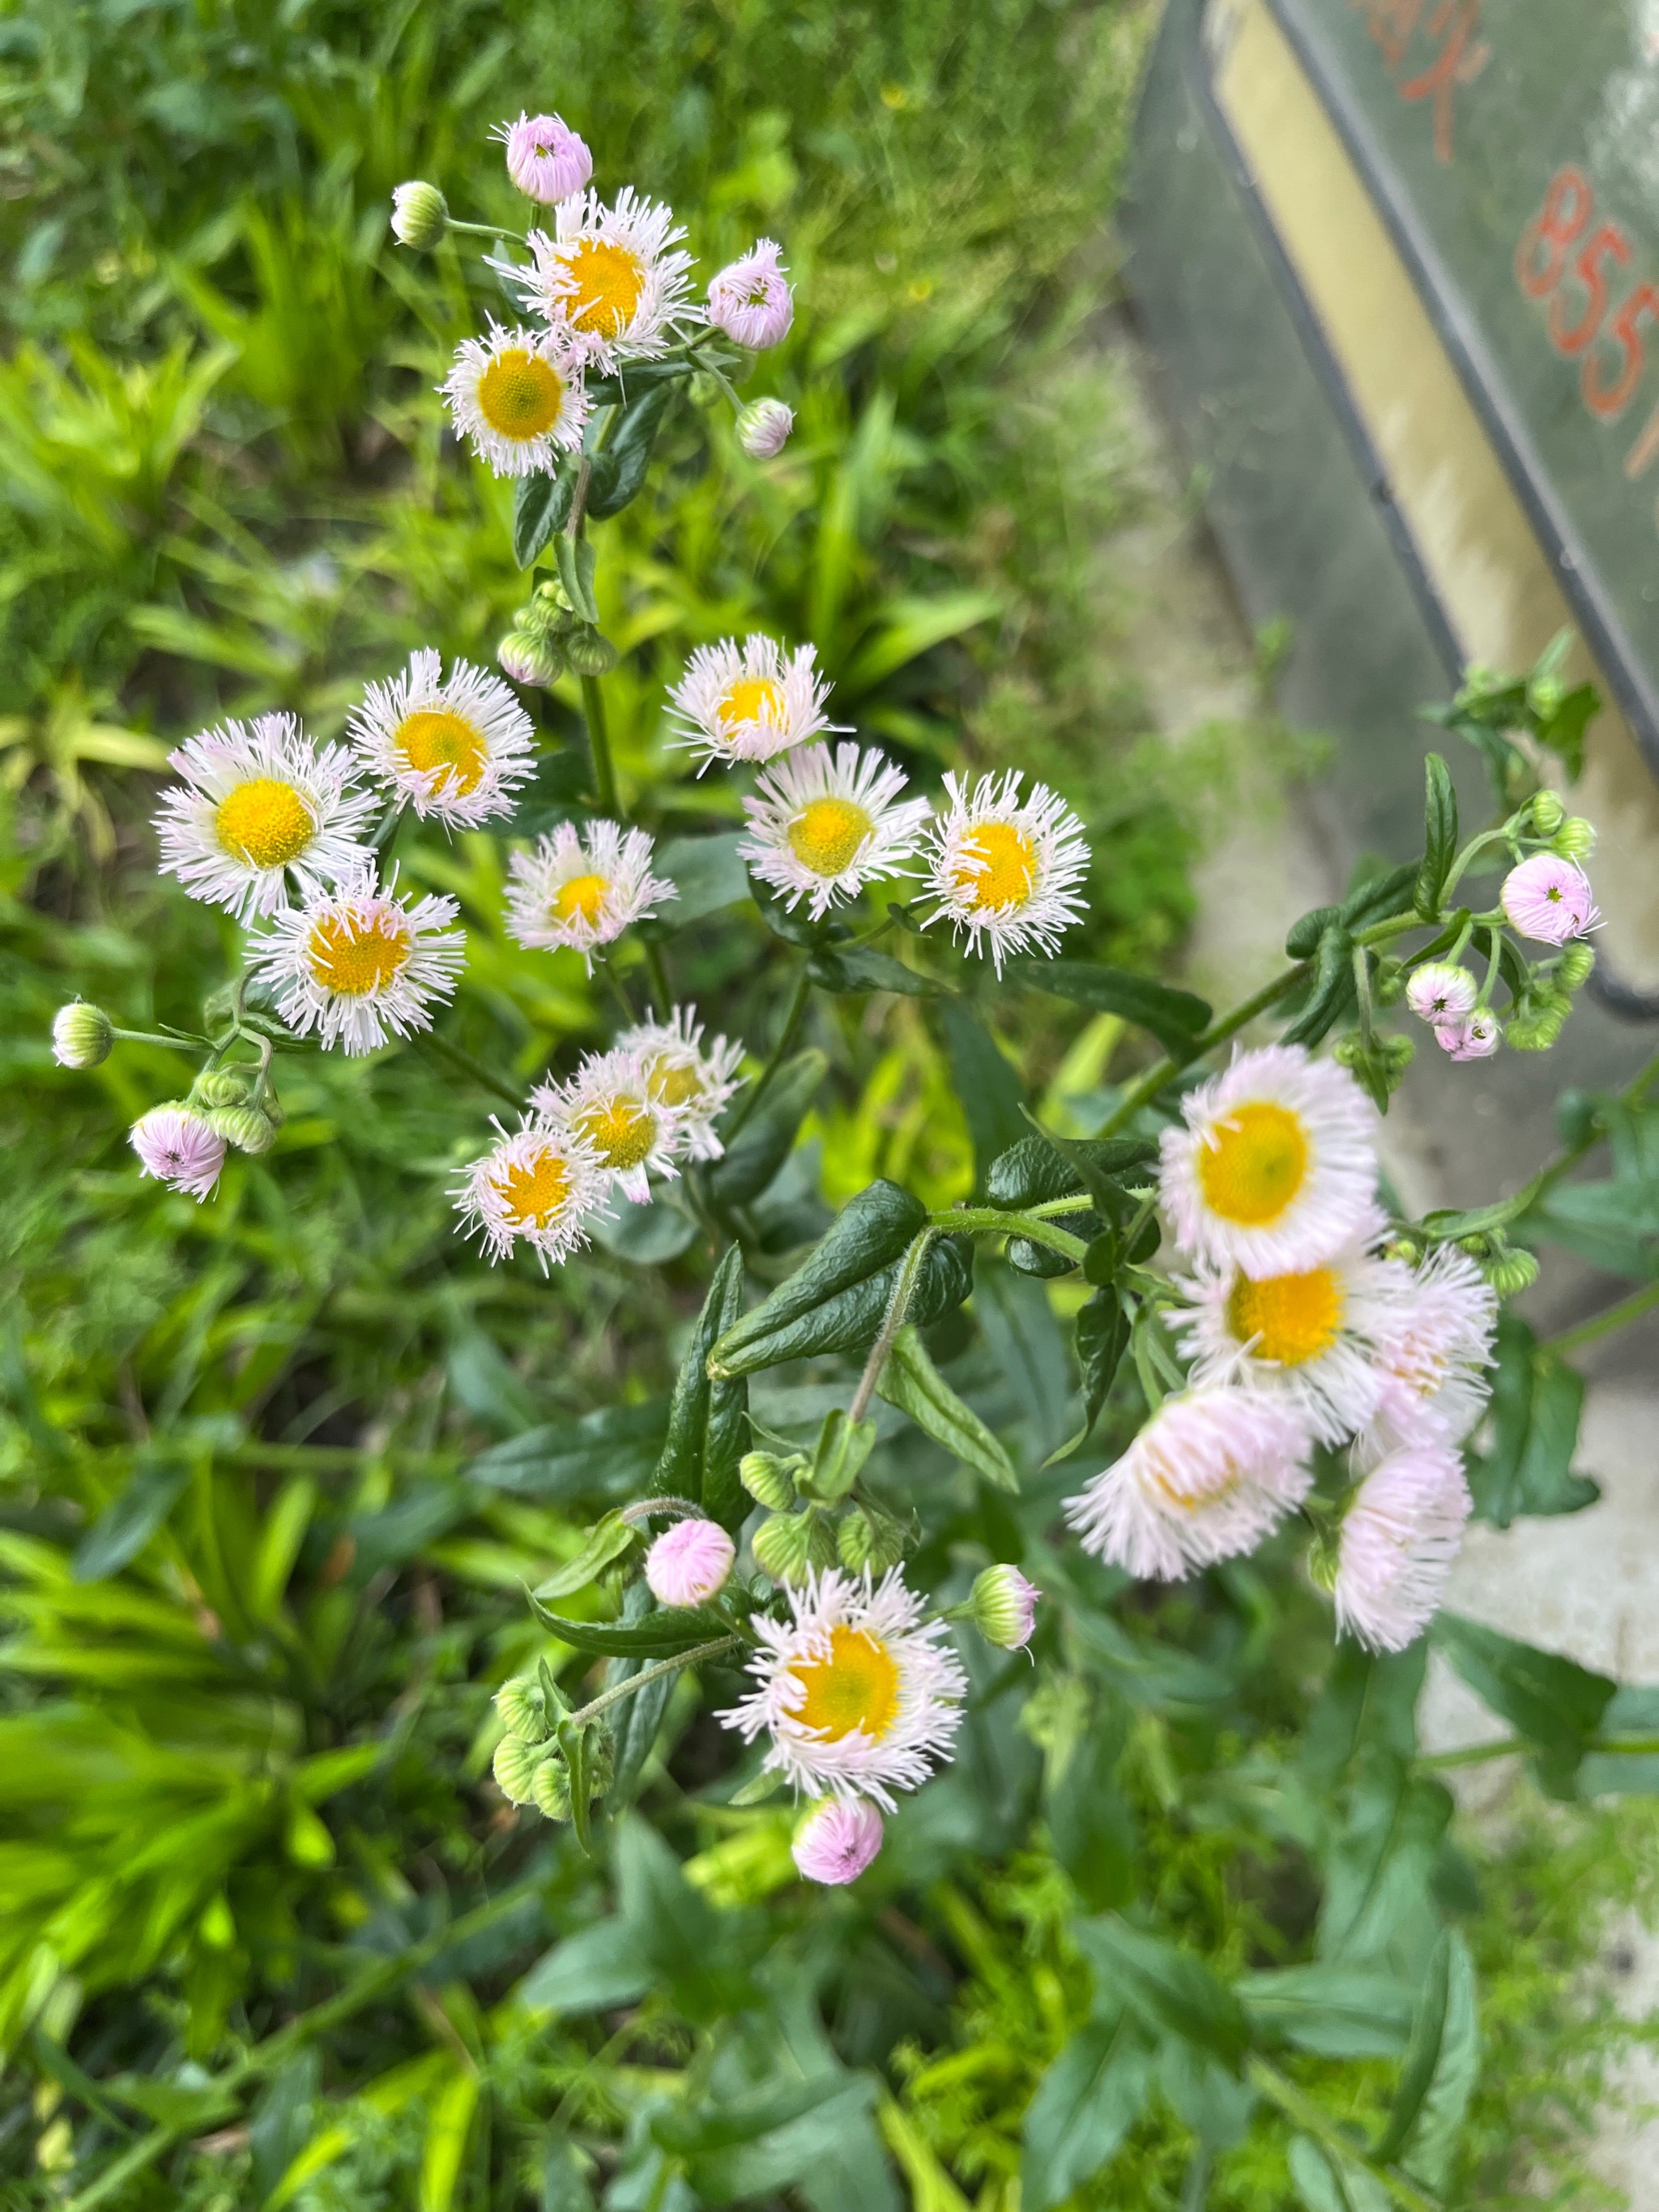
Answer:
[390, 180, 448, 250]
[530, 1757, 571, 1821]
[209, 1104, 277, 1153]
[1372, 958, 1406, 1007]
[565, 626, 619, 678]
[1558, 943, 1596, 991]
[492, 1732, 547, 1806]
[740, 1450, 800, 1511]
[495, 1675, 549, 1743]
[1486, 1248, 1540, 1297]
[969, 1565, 1039, 1650]
[1554, 816, 1597, 862]
[193, 1066, 253, 1109]
[518, 590, 569, 642]
[51, 1002, 113, 1069]
[1306, 1526, 1341, 1595]
[1456, 1232, 1494, 1261]
[498, 630, 564, 687]
[1529, 788, 1565, 836]
[837, 1505, 906, 1576]
[753, 1510, 815, 1583]
[1505, 1008, 1567, 1053]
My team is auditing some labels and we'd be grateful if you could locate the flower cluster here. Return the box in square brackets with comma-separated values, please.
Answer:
[1064, 1043, 1497, 1653]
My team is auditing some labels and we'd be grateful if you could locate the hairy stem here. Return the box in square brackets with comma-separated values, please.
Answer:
[848, 1229, 936, 1424]
[1546, 1278, 1659, 1356]
[927, 1207, 1090, 1265]
[565, 1635, 743, 1727]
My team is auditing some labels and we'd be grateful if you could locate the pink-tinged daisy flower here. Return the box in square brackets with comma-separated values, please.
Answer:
[495, 112, 592, 204]
[454, 1119, 608, 1270]
[533, 1047, 688, 1205]
[502, 187, 697, 367]
[615, 1005, 745, 1162]
[919, 769, 1090, 975]
[1435, 1011, 1500, 1061]
[792, 1798, 884, 1885]
[348, 649, 536, 828]
[1063, 1386, 1315, 1581]
[245, 865, 465, 1055]
[707, 239, 794, 348]
[1354, 1244, 1497, 1467]
[1333, 1439, 1472, 1652]
[441, 321, 589, 478]
[130, 1105, 226, 1202]
[719, 1568, 966, 1810]
[1500, 853, 1600, 945]
[668, 634, 839, 771]
[1159, 1044, 1380, 1279]
[969, 1565, 1039, 1650]
[1405, 962, 1478, 1027]
[740, 741, 930, 920]
[154, 713, 377, 922]
[644, 1518, 736, 1608]
[504, 820, 676, 966]
[739, 398, 794, 457]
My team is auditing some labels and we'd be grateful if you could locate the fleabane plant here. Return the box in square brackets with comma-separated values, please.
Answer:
[53, 108, 1645, 1919]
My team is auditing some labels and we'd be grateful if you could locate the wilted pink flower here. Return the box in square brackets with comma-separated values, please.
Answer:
[738, 398, 794, 458]
[130, 1105, 226, 1201]
[1405, 962, 1478, 1027]
[1435, 1011, 1500, 1061]
[497, 113, 591, 205]
[791, 1797, 883, 1885]
[707, 240, 794, 348]
[1500, 852, 1599, 945]
[1334, 1440, 1472, 1652]
[644, 1517, 735, 1608]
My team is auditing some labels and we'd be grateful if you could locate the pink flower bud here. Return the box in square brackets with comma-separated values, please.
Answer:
[969, 1565, 1039, 1649]
[1405, 962, 1477, 1027]
[707, 240, 794, 349]
[1435, 1011, 1500, 1061]
[1500, 852, 1599, 945]
[644, 1517, 735, 1608]
[497, 113, 592, 205]
[791, 1797, 883, 1885]
[738, 398, 794, 458]
[130, 1104, 226, 1201]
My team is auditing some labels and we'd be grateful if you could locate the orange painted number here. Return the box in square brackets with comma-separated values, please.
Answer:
[1515, 168, 1593, 299]
[1548, 221, 1631, 353]
[1583, 280, 1659, 418]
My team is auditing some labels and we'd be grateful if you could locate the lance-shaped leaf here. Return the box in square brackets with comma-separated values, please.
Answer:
[940, 1001, 1029, 1194]
[527, 1595, 731, 1657]
[808, 945, 940, 996]
[1045, 1290, 1129, 1467]
[706, 1048, 827, 1208]
[1374, 1929, 1479, 2184]
[1433, 1612, 1614, 1796]
[1021, 2012, 1150, 2211]
[1465, 1314, 1597, 1527]
[1282, 922, 1356, 1048]
[1414, 754, 1458, 918]
[584, 381, 676, 519]
[710, 1234, 972, 1379]
[709, 1181, 927, 1373]
[533, 1510, 638, 1602]
[1077, 1918, 1249, 2069]
[513, 460, 577, 567]
[604, 1584, 679, 1805]
[652, 1246, 749, 1529]
[552, 533, 599, 625]
[876, 1324, 1018, 1491]
[1011, 959, 1212, 1060]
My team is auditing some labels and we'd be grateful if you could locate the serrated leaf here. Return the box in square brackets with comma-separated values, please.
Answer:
[876, 1325, 1018, 1491]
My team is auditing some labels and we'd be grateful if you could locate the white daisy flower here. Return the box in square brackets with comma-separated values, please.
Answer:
[348, 649, 537, 828]
[154, 714, 377, 921]
[504, 820, 676, 967]
[455, 1118, 608, 1270]
[533, 1046, 687, 1204]
[504, 187, 697, 367]
[1159, 1044, 1380, 1279]
[1354, 1244, 1498, 1467]
[441, 320, 589, 477]
[918, 770, 1090, 975]
[1172, 1210, 1403, 1446]
[1334, 1439, 1472, 1653]
[616, 1005, 745, 1161]
[246, 865, 465, 1055]
[1063, 1386, 1315, 1582]
[740, 741, 930, 920]
[719, 1568, 967, 1812]
[667, 634, 838, 771]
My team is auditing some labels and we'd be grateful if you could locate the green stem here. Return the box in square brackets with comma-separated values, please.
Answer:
[926, 1207, 1090, 1265]
[580, 672, 619, 815]
[1546, 1279, 1659, 1357]
[446, 218, 528, 244]
[848, 1230, 936, 1424]
[723, 956, 813, 1139]
[415, 1031, 523, 1110]
[109, 1027, 204, 1053]
[1244, 2058, 1442, 2212]
[1422, 1730, 1659, 1771]
[1094, 963, 1308, 1139]
[642, 940, 674, 1020]
[565, 1635, 743, 1728]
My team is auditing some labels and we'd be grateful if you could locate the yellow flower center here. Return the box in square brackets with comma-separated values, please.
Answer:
[1227, 1266, 1344, 1367]
[393, 707, 488, 796]
[214, 778, 313, 869]
[954, 820, 1036, 912]
[716, 675, 785, 730]
[787, 796, 873, 878]
[552, 873, 611, 926]
[561, 238, 646, 336]
[1147, 1458, 1241, 1514]
[493, 1146, 572, 1228]
[1197, 1102, 1309, 1226]
[476, 348, 565, 439]
[305, 911, 412, 997]
[790, 1625, 900, 1743]
[646, 1053, 705, 1108]
[574, 1096, 656, 1170]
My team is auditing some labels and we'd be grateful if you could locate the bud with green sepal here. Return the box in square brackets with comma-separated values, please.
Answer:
[1485, 1245, 1540, 1296]
[740, 1450, 804, 1511]
[493, 1731, 551, 1806]
[390, 181, 448, 250]
[565, 626, 619, 678]
[1333, 1027, 1414, 1106]
[1528, 788, 1565, 837]
[836, 1504, 906, 1575]
[1558, 943, 1596, 992]
[495, 1673, 555, 1744]
[51, 1002, 113, 1070]
[209, 1104, 279, 1155]
[753, 1507, 836, 1583]
[1553, 817, 1596, 862]
[499, 630, 565, 687]
[967, 1565, 1039, 1650]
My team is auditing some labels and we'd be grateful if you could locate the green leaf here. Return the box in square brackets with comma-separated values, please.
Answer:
[526, 1595, 731, 1657]
[803, 1407, 878, 1502]
[1286, 904, 1340, 960]
[552, 533, 599, 624]
[1077, 1918, 1249, 2069]
[587, 1194, 699, 1265]
[72, 1454, 190, 1583]
[1237, 1965, 1415, 2059]
[975, 1260, 1071, 1461]
[1375, 1930, 1478, 2184]
[940, 1001, 1029, 1194]
[1317, 1748, 1451, 1965]
[1047, 1290, 1129, 1465]
[1047, 1719, 1136, 1909]
[541, 2136, 595, 2212]
[1021, 2014, 1151, 2211]
[653, 832, 749, 926]
[1465, 1315, 1597, 1527]
[711, 1234, 971, 1378]
[513, 463, 576, 568]
[839, 589, 1002, 692]
[419, 2064, 479, 2212]
[468, 1399, 669, 1501]
[1282, 924, 1356, 1048]
[613, 1814, 750, 2021]
[706, 1049, 827, 1208]
[585, 382, 676, 519]
[987, 1133, 1157, 1211]
[652, 1246, 749, 1529]
[1339, 860, 1419, 930]
[1434, 1612, 1614, 1796]
[558, 1718, 594, 1856]
[1012, 959, 1212, 1058]
[1286, 2137, 1390, 2212]
[876, 1324, 1018, 1491]
[1414, 754, 1458, 918]
[519, 1919, 650, 2014]
[603, 1584, 679, 1806]
[709, 1181, 928, 1375]
[532, 1510, 638, 1603]
[807, 945, 940, 996]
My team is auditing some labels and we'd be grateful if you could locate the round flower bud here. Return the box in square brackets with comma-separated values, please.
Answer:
[1435, 1011, 1500, 1061]
[738, 398, 794, 459]
[1558, 942, 1596, 992]
[969, 1565, 1040, 1650]
[518, 588, 569, 641]
[1405, 962, 1478, 1028]
[708, 241, 794, 349]
[493, 1732, 546, 1806]
[644, 1518, 736, 1608]
[753, 1510, 816, 1585]
[1529, 788, 1565, 837]
[192, 1066, 253, 1109]
[1486, 1248, 1540, 1296]
[500, 113, 592, 205]
[740, 1450, 800, 1511]
[1503, 853, 1599, 945]
[498, 630, 564, 687]
[1553, 817, 1597, 863]
[564, 626, 618, 678]
[390, 181, 448, 250]
[530, 1757, 572, 1821]
[51, 1002, 113, 1069]
[208, 1104, 277, 1155]
[792, 1798, 883, 1886]
[495, 1675, 549, 1743]
[836, 1505, 906, 1575]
